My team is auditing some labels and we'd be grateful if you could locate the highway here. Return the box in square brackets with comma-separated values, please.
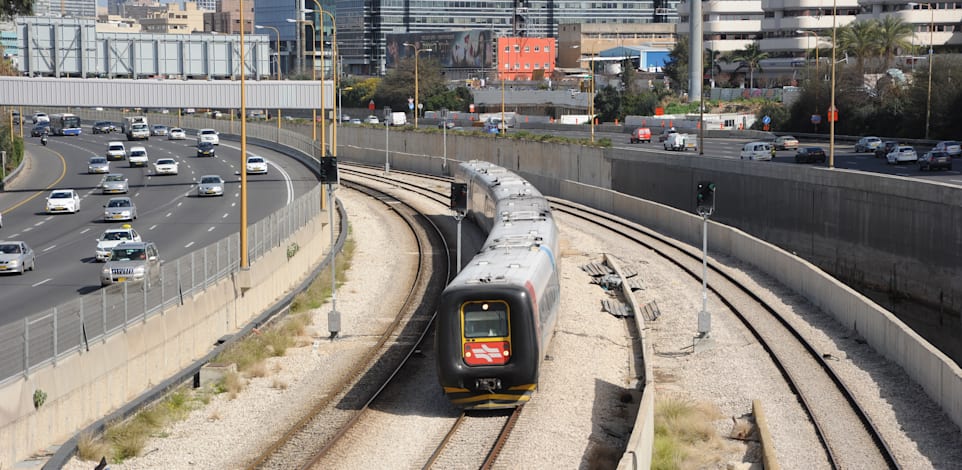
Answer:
[0, 125, 319, 329]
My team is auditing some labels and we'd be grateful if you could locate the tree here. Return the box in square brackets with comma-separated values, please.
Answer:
[662, 35, 689, 95]
[875, 16, 914, 70]
[726, 42, 768, 89]
[837, 20, 880, 76]
[0, 0, 32, 21]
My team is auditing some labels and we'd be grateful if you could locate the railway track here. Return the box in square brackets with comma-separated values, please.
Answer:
[550, 198, 899, 469]
[424, 407, 524, 469]
[247, 178, 452, 469]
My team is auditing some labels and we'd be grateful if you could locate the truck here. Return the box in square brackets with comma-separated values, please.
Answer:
[386, 111, 407, 126]
[664, 132, 696, 151]
[123, 116, 149, 141]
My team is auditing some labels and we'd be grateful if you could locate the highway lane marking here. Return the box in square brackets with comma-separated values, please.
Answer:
[208, 227, 216, 232]
[231, 202, 237, 207]
[951, 179, 962, 184]
[165, 212, 173, 217]
[222, 213, 229, 218]
[0, 148, 68, 216]
[185, 241, 195, 248]
[149, 224, 158, 230]
[42, 245, 57, 252]
[32, 279, 52, 287]
[80, 228, 91, 234]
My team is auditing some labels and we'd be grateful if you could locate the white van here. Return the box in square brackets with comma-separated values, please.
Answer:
[740, 141, 773, 161]
[387, 112, 407, 126]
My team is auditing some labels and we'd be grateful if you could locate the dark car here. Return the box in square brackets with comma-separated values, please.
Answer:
[438, 119, 456, 129]
[794, 146, 826, 164]
[919, 150, 952, 171]
[30, 122, 50, 137]
[92, 121, 116, 134]
[875, 141, 898, 159]
[196, 141, 216, 158]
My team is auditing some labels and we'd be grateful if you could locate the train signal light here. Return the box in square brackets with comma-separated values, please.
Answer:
[696, 181, 715, 216]
[450, 182, 467, 211]
[320, 157, 338, 184]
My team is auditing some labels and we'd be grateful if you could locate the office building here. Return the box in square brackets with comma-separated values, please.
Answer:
[31, 0, 97, 18]
[254, 0, 335, 78]
[204, 0, 254, 34]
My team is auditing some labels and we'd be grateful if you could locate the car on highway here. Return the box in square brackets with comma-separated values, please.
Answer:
[773, 135, 799, 150]
[103, 197, 137, 222]
[875, 141, 898, 159]
[886, 145, 918, 165]
[0, 241, 36, 275]
[31, 122, 50, 137]
[629, 127, 652, 144]
[11, 111, 20, 125]
[100, 241, 160, 287]
[197, 175, 225, 197]
[168, 128, 186, 140]
[95, 225, 142, 262]
[932, 140, 961, 158]
[438, 119, 456, 130]
[740, 141, 773, 161]
[364, 115, 380, 124]
[349, 118, 362, 125]
[45, 189, 80, 214]
[88, 156, 110, 174]
[855, 136, 882, 153]
[794, 146, 826, 164]
[92, 121, 117, 134]
[657, 128, 677, 142]
[198, 128, 219, 145]
[32, 112, 49, 124]
[153, 158, 179, 175]
[246, 155, 268, 175]
[105, 141, 126, 160]
[101, 173, 129, 194]
[918, 150, 952, 171]
[150, 125, 168, 136]
[196, 141, 216, 158]
[128, 146, 149, 167]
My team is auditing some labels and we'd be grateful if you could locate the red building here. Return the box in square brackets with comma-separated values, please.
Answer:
[497, 37, 556, 81]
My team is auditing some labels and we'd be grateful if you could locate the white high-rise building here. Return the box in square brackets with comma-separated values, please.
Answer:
[31, 0, 97, 18]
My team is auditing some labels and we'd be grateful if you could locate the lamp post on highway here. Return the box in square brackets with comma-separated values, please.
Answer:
[829, 0, 838, 169]
[908, 2, 934, 140]
[255, 24, 282, 132]
[287, 18, 317, 141]
[403, 42, 432, 128]
[797, 30, 820, 132]
[239, 0, 249, 269]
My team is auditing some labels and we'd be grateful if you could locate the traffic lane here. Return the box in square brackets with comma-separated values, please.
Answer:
[0, 144, 74, 234]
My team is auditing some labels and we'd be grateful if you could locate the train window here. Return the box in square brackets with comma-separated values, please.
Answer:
[462, 302, 509, 338]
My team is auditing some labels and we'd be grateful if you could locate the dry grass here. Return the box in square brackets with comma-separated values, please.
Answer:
[652, 396, 729, 470]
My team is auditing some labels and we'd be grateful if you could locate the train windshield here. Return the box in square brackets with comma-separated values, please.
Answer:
[462, 302, 509, 338]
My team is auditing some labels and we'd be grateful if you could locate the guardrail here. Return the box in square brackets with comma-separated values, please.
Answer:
[0, 111, 325, 387]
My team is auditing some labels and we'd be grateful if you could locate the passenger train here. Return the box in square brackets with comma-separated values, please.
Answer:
[435, 160, 561, 409]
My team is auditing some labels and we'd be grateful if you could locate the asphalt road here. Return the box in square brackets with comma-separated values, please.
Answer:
[0, 126, 319, 329]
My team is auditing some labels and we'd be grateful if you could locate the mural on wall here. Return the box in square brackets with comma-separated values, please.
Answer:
[386, 30, 492, 69]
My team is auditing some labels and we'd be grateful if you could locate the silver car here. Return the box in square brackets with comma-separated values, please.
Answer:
[150, 125, 168, 136]
[197, 175, 225, 197]
[0, 241, 36, 275]
[88, 157, 110, 174]
[100, 241, 160, 287]
[95, 225, 142, 262]
[103, 197, 137, 221]
[101, 173, 129, 194]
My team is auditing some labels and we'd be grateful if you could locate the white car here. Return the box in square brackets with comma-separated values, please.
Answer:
[886, 146, 918, 165]
[106, 141, 126, 160]
[95, 225, 142, 262]
[197, 175, 225, 197]
[128, 146, 149, 167]
[45, 189, 80, 214]
[364, 115, 380, 124]
[739, 141, 773, 161]
[168, 128, 186, 140]
[246, 156, 268, 175]
[32, 112, 49, 124]
[198, 129, 219, 145]
[933, 140, 961, 158]
[153, 158, 179, 175]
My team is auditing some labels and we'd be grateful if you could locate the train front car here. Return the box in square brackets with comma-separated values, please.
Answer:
[437, 161, 561, 409]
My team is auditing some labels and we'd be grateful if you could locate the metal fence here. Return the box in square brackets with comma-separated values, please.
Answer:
[0, 115, 324, 386]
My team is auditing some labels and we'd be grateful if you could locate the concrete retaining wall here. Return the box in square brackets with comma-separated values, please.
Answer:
[0, 211, 329, 468]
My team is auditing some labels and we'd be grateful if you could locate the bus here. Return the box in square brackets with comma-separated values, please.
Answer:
[49, 113, 82, 136]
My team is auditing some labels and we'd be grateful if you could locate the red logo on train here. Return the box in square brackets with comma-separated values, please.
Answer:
[463, 342, 510, 366]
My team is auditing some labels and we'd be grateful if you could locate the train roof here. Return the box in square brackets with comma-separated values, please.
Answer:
[450, 244, 555, 287]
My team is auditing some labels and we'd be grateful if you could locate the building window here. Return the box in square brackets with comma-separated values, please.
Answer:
[544, 45, 550, 53]
[513, 45, 520, 52]
[524, 46, 530, 52]
[534, 46, 540, 52]
[504, 46, 510, 52]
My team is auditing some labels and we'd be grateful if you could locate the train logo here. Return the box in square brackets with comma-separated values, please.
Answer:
[463, 342, 509, 365]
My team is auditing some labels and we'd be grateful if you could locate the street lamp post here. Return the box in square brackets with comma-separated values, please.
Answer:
[797, 30, 820, 132]
[829, 0, 837, 168]
[287, 18, 317, 141]
[306, 5, 338, 156]
[403, 42, 433, 128]
[239, 0, 249, 269]
[254, 24, 282, 131]
[908, 2, 935, 139]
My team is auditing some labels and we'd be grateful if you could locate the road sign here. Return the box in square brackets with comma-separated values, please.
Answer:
[368, 100, 375, 111]
[762, 115, 771, 125]
[811, 114, 822, 124]
[408, 102, 414, 110]
[417, 103, 423, 110]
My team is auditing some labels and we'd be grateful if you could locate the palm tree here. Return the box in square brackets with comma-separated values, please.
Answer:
[875, 16, 914, 70]
[727, 42, 768, 88]
[837, 20, 881, 76]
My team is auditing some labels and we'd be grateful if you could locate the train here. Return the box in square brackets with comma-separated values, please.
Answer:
[435, 160, 561, 409]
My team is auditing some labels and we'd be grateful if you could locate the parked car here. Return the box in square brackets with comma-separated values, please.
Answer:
[886, 145, 918, 165]
[875, 141, 898, 159]
[92, 121, 117, 134]
[629, 127, 652, 144]
[918, 150, 952, 171]
[794, 146, 826, 164]
[773, 135, 799, 150]
[103, 197, 137, 222]
[101, 173, 129, 194]
[855, 136, 882, 153]
[45, 189, 80, 214]
[932, 140, 961, 158]
[740, 141, 773, 161]
[0, 241, 36, 275]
